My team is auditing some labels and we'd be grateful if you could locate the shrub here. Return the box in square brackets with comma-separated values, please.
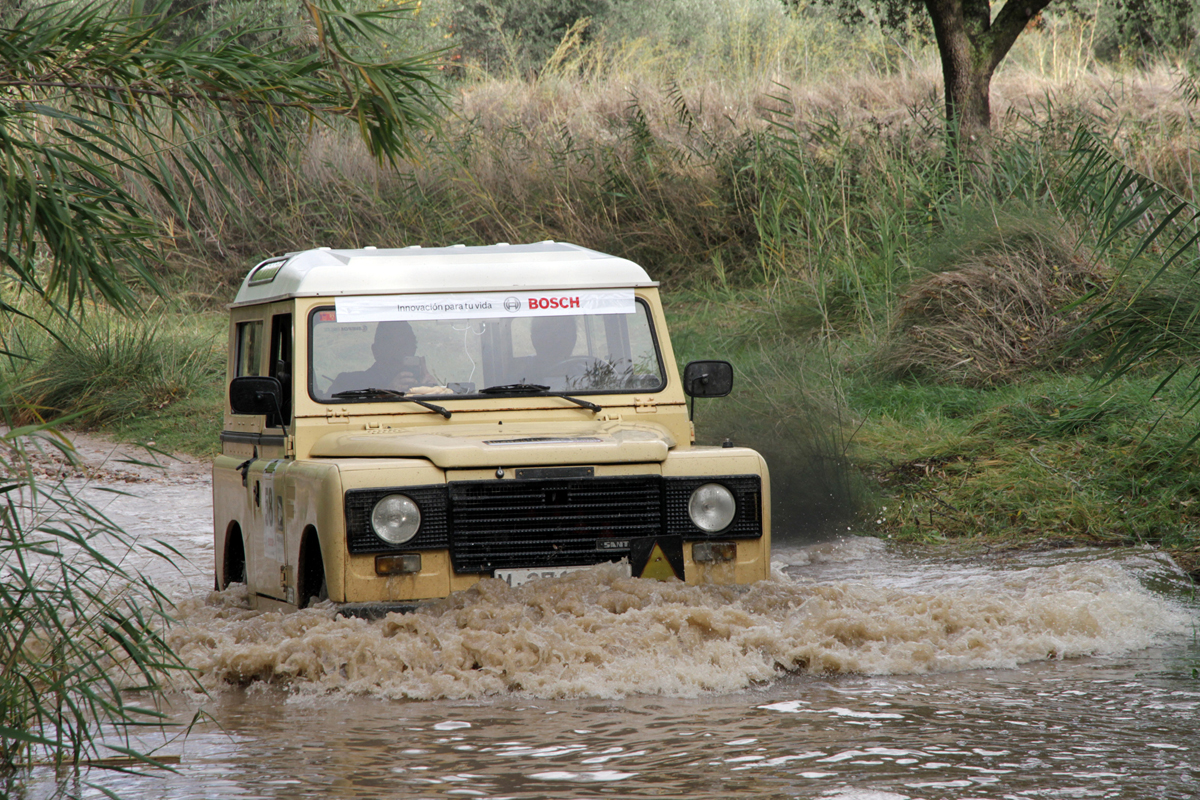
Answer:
[9, 315, 223, 427]
[874, 213, 1103, 386]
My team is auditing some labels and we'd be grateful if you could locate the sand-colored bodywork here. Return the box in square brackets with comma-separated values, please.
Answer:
[213, 243, 770, 611]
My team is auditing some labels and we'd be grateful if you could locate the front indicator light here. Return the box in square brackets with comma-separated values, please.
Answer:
[688, 483, 736, 532]
[692, 541, 737, 563]
[371, 494, 421, 544]
[376, 553, 422, 575]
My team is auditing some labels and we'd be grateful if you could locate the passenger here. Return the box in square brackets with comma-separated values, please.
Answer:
[329, 320, 435, 395]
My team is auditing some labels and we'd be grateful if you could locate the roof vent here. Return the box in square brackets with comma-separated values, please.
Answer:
[451, 244, 465, 248]
[496, 242, 510, 246]
[319, 246, 332, 251]
[363, 245, 377, 250]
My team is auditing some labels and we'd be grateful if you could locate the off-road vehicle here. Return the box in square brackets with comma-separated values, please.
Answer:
[213, 242, 770, 613]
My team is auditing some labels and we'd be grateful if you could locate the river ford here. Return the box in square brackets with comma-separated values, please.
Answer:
[12, 446, 1200, 800]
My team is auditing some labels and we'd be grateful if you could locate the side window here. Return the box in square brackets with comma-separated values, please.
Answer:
[268, 314, 293, 426]
[236, 321, 264, 377]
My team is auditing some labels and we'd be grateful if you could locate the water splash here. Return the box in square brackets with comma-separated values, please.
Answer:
[167, 543, 1191, 701]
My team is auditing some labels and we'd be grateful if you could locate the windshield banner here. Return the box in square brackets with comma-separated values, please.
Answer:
[335, 289, 636, 322]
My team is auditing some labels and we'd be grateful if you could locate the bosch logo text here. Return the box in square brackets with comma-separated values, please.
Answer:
[529, 296, 581, 310]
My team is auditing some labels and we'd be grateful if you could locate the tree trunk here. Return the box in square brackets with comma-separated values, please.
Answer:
[924, 0, 1055, 147]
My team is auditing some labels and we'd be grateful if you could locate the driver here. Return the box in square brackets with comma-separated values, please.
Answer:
[329, 320, 436, 395]
[528, 315, 587, 389]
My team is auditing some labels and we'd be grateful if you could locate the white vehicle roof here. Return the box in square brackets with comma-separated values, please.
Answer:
[230, 241, 657, 307]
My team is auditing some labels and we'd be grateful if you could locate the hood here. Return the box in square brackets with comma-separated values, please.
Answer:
[309, 420, 675, 468]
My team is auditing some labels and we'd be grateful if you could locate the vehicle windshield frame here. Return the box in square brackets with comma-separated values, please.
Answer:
[306, 297, 667, 404]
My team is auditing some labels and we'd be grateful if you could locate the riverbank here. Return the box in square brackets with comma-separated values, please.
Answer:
[11, 289, 1199, 583]
[2, 52, 1197, 578]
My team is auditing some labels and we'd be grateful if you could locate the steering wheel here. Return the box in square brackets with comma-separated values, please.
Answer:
[549, 356, 598, 373]
[543, 356, 600, 389]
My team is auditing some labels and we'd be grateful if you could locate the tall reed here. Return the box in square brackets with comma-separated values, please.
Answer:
[0, 425, 191, 781]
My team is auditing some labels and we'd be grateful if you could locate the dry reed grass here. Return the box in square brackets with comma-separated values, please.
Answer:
[155, 18, 1195, 298]
[874, 222, 1102, 387]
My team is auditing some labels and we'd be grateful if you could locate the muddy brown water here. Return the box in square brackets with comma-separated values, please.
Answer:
[15, 462, 1200, 799]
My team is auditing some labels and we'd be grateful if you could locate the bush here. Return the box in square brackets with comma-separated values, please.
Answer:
[7, 314, 224, 428]
[1093, 0, 1199, 62]
[449, 0, 610, 74]
[874, 213, 1103, 387]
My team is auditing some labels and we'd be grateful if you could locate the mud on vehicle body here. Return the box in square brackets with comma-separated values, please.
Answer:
[213, 242, 770, 613]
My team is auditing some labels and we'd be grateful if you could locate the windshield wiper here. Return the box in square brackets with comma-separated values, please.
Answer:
[479, 383, 549, 394]
[330, 388, 452, 418]
[478, 383, 602, 413]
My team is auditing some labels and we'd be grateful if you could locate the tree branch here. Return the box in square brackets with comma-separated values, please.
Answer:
[984, 0, 1055, 73]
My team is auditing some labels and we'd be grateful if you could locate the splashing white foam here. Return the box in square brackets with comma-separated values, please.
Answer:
[165, 552, 1191, 701]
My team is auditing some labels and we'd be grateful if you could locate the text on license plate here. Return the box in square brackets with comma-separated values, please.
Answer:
[493, 561, 631, 587]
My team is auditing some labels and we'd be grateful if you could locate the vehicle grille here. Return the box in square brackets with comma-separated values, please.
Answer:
[345, 475, 764, 570]
[449, 476, 662, 572]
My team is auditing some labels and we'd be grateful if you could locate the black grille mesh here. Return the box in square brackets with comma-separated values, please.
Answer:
[449, 475, 662, 572]
[345, 486, 449, 554]
[664, 475, 763, 539]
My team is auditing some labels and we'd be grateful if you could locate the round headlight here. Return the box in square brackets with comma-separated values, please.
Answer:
[371, 494, 421, 544]
[688, 483, 736, 533]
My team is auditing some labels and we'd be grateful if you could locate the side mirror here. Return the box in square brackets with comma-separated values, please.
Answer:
[230, 375, 284, 416]
[683, 360, 733, 398]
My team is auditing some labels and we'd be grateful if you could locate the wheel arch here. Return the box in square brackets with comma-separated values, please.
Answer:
[297, 524, 327, 608]
[221, 520, 247, 589]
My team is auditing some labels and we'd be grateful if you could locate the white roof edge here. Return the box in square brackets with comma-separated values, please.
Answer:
[229, 242, 659, 307]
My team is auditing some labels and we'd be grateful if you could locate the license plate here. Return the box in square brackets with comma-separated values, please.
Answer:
[494, 561, 631, 588]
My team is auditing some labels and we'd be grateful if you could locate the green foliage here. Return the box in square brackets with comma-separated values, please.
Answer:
[602, 0, 795, 53]
[4, 312, 224, 429]
[1059, 126, 1200, 384]
[449, 0, 609, 74]
[0, 426, 193, 775]
[152, 0, 316, 49]
[801, 0, 1199, 62]
[1094, 0, 1199, 60]
[0, 0, 444, 314]
[795, 0, 926, 35]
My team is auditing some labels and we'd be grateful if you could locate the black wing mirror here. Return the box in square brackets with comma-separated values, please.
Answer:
[683, 360, 733, 398]
[229, 375, 284, 416]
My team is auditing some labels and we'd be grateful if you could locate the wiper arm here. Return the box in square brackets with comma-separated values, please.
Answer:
[478, 383, 601, 413]
[330, 388, 452, 419]
[479, 383, 550, 394]
[556, 393, 602, 413]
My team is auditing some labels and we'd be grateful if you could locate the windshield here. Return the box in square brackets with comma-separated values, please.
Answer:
[309, 299, 665, 402]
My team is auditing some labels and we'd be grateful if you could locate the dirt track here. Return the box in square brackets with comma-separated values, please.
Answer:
[8, 428, 210, 486]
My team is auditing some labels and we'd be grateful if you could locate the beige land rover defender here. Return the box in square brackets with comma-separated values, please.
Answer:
[213, 242, 770, 613]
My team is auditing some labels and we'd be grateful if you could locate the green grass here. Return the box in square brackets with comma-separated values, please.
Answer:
[667, 290, 1200, 573]
[852, 373, 1200, 550]
[0, 307, 226, 457]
